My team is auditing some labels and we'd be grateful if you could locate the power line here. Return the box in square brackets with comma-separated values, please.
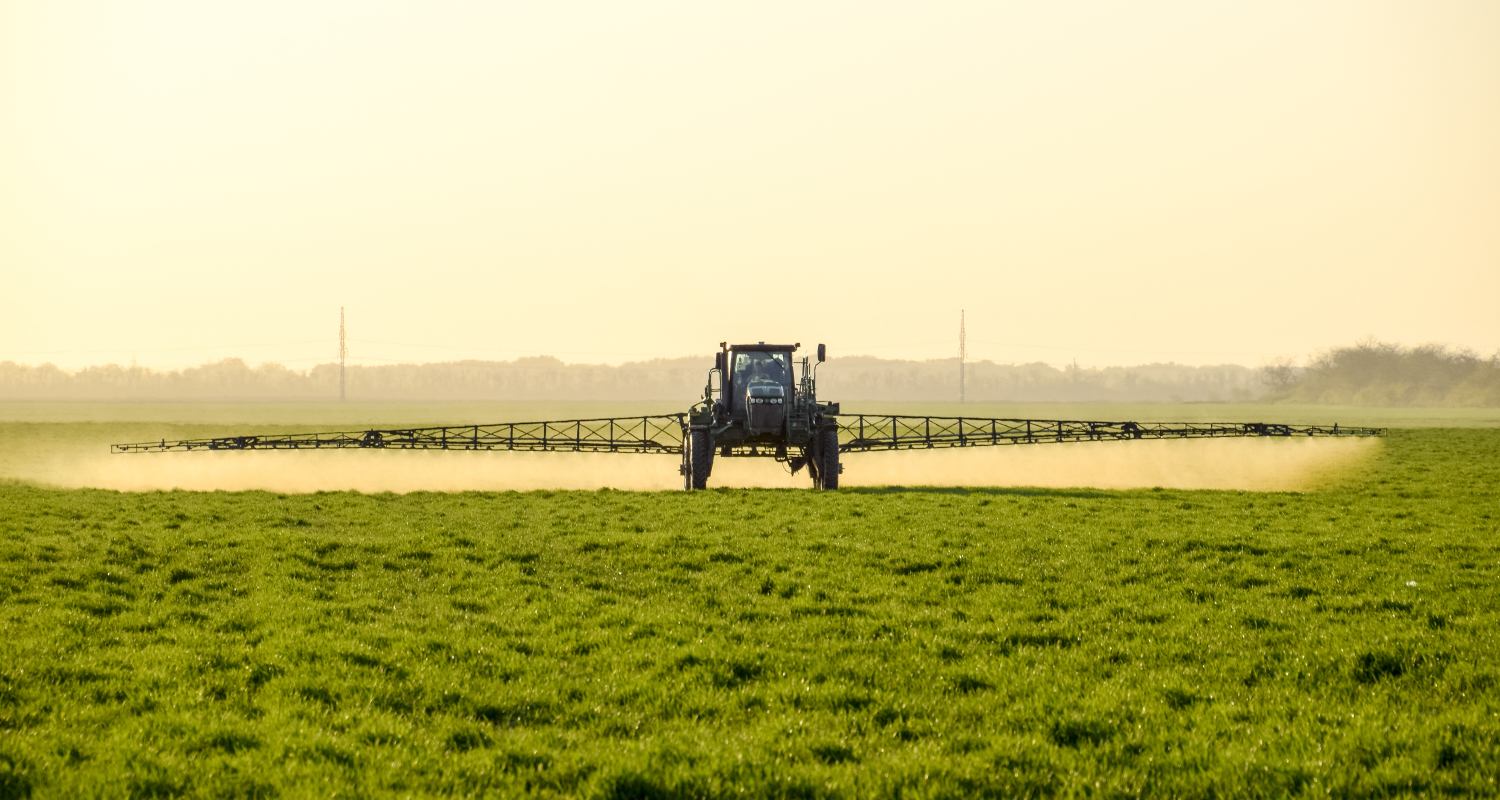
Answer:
[958, 309, 966, 404]
[339, 307, 347, 402]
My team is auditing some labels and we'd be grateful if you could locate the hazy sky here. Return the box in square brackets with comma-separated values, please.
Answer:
[3, 1, 1497, 370]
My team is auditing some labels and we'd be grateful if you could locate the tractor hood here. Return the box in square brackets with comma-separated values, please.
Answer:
[745, 384, 786, 434]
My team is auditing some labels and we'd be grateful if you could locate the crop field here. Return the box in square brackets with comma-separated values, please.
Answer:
[0, 404, 1497, 797]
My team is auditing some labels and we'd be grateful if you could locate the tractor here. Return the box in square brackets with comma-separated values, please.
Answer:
[683, 342, 840, 490]
[112, 340, 1384, 489]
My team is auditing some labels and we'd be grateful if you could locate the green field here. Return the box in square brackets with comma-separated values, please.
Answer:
[1, 405, 1497, 797]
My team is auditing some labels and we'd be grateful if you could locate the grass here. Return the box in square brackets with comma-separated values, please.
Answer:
[0, 408, 1497, 796]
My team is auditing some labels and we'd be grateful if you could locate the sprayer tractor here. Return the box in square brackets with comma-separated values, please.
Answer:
[112, 340, 1384, 489]
[683, 341, 840, 489]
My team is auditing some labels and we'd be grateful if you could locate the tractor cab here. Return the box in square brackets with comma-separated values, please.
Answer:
[726, 344, 795, 434]
[704, 342, 829, 428]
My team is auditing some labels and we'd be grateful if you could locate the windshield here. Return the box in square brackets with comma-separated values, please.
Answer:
[733, 351, 790, 387]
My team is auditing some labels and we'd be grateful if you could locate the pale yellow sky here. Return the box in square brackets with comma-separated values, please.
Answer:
[3, 1, 1497, 370]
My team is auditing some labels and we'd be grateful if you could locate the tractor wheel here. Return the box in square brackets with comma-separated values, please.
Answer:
[688, 428, 713, 490]
[815, 427, 840, 490]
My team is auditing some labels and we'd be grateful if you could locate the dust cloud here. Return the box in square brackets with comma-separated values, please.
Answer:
[18, 437, 1378, 493]
[841, 436, 1379, 491]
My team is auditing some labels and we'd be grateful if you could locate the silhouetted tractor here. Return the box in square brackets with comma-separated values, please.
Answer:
[684, 342, 840, 490]
[113, 340, 1384, 490]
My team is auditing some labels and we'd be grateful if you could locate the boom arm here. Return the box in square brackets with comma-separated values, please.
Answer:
[836, 415, 1383, 452]
[111, 415, 687, 454]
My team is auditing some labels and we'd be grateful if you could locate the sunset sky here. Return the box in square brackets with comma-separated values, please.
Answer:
[3, 1, 1496, 370]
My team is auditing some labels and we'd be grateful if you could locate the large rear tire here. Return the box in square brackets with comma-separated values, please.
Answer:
[815, 426, 840, 490]
[688, 428, 713, 490]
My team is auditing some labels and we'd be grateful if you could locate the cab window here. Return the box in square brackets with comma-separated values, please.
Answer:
[733, 352, 790, 387]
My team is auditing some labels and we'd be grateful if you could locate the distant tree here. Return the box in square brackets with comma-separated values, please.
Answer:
[1259, 358, 1299, 396]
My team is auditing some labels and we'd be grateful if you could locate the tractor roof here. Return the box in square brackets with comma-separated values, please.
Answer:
[729, 342, 799, 353]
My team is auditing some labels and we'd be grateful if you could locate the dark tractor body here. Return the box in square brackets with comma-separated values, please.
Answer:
[682, 342, 840, 490]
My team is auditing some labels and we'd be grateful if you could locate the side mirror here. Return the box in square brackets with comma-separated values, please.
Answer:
[715, 351, 727, 373]
[817, 344, 826, 363]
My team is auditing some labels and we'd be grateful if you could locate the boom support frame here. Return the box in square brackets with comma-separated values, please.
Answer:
[111, 415, 686, 455]
[836, 415, 1383, 453]
[112, 414, 1381, 456]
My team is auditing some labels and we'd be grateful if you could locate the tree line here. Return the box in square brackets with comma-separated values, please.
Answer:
[1, 342, 1493, 404]
[1263, 341, 1500, 406]
[0, 355, 1262, 402]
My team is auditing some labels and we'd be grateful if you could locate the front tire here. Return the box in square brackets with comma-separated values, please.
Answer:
[688, 428, 713, 490]
[814, 426, 840, 490]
